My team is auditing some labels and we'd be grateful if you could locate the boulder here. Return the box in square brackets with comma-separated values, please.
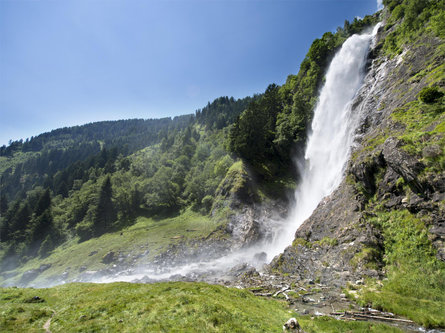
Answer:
[422, 144, 442, 159]
[102, 251, 116, 264]
[283, 318, 304, 332]
[38, 264, 52, 272]
[20, 269, 40, 285]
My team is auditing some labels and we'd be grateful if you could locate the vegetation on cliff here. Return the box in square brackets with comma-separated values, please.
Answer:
[344, 0, 445, 327]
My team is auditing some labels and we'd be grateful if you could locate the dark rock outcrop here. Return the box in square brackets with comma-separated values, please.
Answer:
[382, 137, 425, 193]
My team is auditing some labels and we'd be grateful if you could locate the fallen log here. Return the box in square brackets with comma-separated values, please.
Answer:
[273, 286, 290, 297]
[254, 292, 273, 297]
[330, 311, 415, 324]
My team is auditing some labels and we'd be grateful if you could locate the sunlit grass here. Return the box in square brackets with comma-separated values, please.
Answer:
[0, 282, 403, 332]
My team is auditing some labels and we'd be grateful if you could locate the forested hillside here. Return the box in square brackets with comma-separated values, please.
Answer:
[0, 99, 245, 268]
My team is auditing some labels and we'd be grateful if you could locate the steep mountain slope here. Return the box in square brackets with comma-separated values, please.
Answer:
[270, 0, 445, 327]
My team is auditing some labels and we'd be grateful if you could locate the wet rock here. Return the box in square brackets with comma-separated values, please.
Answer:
[134, 250, 150, 260]
[253, 252, 267, 262]
[243, 267, 259, 278]
[432, 192, 445, 202]
[38, 264, 52, 272]
[132, 275, 157, 284]
[430, 221, 445, 237]
[229, 263, 254, 277]
[102, 251, 116, 264]
[302, 297, 316, 303]
[269, 182, 375, 287]
[20, 269, 40, 285]
[79, 266, 87, 272]
[169, 274, 186, 281]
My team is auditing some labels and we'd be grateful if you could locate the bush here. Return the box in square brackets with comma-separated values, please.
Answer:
[418, 86, 444, 104]
[201, 195, 213, 213]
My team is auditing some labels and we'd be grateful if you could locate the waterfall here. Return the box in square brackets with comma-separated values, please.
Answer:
[85, 24, 383, 285]
[267, 24, 381, 259]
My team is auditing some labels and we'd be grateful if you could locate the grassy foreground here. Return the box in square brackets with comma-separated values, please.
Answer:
[0, 281, 403, 332]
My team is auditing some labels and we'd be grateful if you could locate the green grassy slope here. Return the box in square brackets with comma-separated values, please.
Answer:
[0, 210, 225, 287]
[0, 282, 402, 332]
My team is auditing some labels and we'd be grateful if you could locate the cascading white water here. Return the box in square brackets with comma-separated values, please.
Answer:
[267, 24, 381, 259]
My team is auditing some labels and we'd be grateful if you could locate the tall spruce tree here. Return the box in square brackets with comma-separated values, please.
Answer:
[28, 189, 56, 257]
[0, 193, 8, 216]
[93, 176, 115, 237]
[34, 189, 51, 217]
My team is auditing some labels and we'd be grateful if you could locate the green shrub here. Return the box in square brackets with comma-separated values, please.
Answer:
[418, 86, 444, 104]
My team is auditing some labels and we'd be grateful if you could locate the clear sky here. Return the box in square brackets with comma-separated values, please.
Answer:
[0, 0, 379, 146]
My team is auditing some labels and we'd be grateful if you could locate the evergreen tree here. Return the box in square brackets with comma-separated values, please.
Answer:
[13, 203, 32, 242]
[93, 176, 115, 237]
[228, 84, 281, 173]
[0, 193, 8, 215]
[30, 208, 53, 244]
[34, 188, 51, 217]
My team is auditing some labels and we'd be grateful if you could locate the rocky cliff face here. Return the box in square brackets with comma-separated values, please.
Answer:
[269, 16, 445, 288]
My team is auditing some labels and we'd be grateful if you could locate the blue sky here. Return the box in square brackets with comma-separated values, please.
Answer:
[0, 0, 378, 146]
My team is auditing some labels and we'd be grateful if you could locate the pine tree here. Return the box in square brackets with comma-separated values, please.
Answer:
[30, 209, 53, 244]
[0, 193, 8, 215]
[34, 188, 51, 217]
[11, 202, 32, 243]
[93, 176, 115, 237]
